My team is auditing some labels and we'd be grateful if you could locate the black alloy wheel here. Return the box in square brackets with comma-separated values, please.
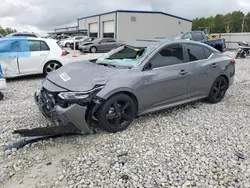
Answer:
[206, 76, 228, 103]
[97, 93, 136, 133]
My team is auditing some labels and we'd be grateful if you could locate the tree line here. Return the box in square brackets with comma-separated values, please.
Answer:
[0, 26, 17, 36]
[192, 11, 250, 33]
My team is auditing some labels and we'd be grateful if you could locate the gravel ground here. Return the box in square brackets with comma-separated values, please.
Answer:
[1, 52, 250, 188]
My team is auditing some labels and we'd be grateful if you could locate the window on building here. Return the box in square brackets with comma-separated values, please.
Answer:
[89, 33, 98, 38]
[151, 44, 184, 68]
[103, 33, 114, 38]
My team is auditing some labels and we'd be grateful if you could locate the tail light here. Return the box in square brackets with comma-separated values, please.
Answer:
[231, 59, 236, 65]
[61, 51, 67, 56]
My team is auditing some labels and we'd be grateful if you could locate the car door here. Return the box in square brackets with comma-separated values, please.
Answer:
[106, 38, 117, 51]
[183, 43, 218, 97]
[98, 39, 108, 51]
[0, 39, 19, 77]
[18, 40, 49, 74]
[142, 43, 190, 108]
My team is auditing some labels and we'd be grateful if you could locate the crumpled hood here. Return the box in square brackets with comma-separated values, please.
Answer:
[46, 61, 127, 92]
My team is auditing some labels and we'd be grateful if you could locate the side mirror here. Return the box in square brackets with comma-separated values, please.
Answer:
[98, 42, 101, 44]
[143, 63, 152, 71]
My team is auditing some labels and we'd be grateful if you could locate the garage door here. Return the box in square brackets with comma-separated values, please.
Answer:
[103, 21, 114, 38]
[89, 23, 98, 37]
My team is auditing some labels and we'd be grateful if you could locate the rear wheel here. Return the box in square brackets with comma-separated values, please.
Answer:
[97, 93, 136, 133]
[43, 61, 62, 76]
[206, 76, 228, 103]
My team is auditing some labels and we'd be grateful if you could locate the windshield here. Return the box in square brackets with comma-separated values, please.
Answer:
[82, 37, 95, 42]
[96, 44, 156, 67]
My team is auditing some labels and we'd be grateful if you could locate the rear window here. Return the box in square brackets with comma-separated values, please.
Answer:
[192, 32, 204, 41]
[186, 44, 206, 61]
[204, 47, 212, 58]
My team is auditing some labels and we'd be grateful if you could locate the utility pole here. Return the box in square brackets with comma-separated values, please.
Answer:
[242, 16, 245, 32]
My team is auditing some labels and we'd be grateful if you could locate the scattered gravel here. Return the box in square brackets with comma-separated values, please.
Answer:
[1, 52, 250, 188]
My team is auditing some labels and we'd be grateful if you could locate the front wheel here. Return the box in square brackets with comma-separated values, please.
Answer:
[97, 93, 136, 133]
[90, 46, 97, 53]
[206, 76, 228, 103]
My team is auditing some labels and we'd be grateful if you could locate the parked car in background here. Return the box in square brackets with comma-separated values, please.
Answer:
[0, 37, 70, 78]
[59, 36, 87, 48]
[69, 37, 96, 50]
[179, 31, 226, 52]
[78, 38, 121, 53]
[35, 39, 235, 134]
[7, 32, 40, 38]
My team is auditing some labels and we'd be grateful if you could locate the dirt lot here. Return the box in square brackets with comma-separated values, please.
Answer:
[1, 51, 250, 188]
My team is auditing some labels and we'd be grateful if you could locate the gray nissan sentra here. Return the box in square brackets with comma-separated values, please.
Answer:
[34, 39, 235, 134]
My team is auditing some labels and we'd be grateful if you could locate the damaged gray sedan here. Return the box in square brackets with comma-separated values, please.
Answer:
[34, 39, 235, 134]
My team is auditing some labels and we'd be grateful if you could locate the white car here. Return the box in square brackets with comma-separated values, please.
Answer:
[59, 36, 87, 47]
[1, 37, 70, 78]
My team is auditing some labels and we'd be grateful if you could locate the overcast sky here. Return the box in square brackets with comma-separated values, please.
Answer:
[1, 0, 250, 35]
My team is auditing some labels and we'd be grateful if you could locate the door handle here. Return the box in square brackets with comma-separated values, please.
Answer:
[179, 69, 188, 75]
[212, 63, 218, 68]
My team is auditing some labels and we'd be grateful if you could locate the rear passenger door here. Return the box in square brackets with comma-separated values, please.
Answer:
[18, 40, 50, 74]
[184, 44, 216, 96]
[106, 38, 117, 51]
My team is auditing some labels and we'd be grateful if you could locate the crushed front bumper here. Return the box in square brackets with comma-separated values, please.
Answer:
[34, 90, 93, 134]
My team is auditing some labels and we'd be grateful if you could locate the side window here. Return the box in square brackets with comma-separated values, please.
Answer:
[75, 37, 83, 40]
[192, 32, 204, 41]
[186, 44, 206, 62]
[204, 47, 212, 58]
[41, 41, 50, 51]
[151, 44, 184, 68]
[29, 41, 40, 51]
[100, 39, 107, 43]
[107, 39, 116, 42]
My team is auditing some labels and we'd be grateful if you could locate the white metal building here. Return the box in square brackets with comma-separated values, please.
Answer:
[77, 10, 192, 40]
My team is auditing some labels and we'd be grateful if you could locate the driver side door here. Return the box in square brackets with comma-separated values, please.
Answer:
[142, 43, 190, 109]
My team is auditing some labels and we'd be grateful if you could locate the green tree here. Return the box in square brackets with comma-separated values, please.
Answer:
[230, 11, 244, 32]
[213, 14, 226, 33]
[0, 26, 17, 36]
[243, 12, 250, 32]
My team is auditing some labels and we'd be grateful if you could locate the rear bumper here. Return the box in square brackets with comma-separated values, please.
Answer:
[34, 91, 93, 134]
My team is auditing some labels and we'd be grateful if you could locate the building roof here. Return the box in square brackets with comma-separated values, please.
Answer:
[77, 10, 192, 22]
[48, 29, 87, 35]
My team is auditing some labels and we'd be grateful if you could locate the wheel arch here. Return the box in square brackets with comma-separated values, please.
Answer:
[97, 89, 139, 114]
[219, 74, 229, 89]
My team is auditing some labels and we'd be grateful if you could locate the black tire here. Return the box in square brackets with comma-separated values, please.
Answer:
[206, 76, 228, 103]
[0, 92, 4, 101]
[90, 46, 97, 53]
[235, 52, 240, 59]
[43, 61, 62, 76]
[97, 93, 136, 133]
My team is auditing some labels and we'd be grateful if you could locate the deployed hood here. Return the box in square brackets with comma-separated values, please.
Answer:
[46, 61, 128, 92]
